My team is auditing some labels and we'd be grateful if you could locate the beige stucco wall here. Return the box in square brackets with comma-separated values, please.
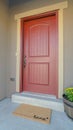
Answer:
[0, 0, 8, 99]
[7, 0, 73, 96]
[63, 0, 73, 87]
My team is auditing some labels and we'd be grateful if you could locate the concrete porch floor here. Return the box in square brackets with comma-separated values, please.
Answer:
[0, 98, 73, 130]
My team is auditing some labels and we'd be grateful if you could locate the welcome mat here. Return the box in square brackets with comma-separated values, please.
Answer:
[13, 104, 52, 124]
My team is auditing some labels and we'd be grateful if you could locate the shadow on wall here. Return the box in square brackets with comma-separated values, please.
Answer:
[9, 0, 32, 7]
[9, 0, 66, 8]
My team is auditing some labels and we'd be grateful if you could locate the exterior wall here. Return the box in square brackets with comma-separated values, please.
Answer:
[7, 0, 73, 96]
[0, 0, 8, 100]
[63, 0, 73, 87]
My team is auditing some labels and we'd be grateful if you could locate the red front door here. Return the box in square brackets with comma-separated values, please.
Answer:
[23, 13, 58, 96]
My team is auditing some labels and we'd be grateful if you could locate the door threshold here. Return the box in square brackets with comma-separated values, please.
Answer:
[21, 91, 56, 99]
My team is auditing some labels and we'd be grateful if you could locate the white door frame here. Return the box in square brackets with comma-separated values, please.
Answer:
[15, 1, 68, 98]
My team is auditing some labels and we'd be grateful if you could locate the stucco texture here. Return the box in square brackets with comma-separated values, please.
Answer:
[0, 0, 8, 99]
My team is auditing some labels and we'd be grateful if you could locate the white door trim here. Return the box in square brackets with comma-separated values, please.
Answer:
[15, 1, 68, 98]
[15, 1, 68, 20]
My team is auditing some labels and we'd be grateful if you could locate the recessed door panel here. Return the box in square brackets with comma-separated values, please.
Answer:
[29, 24, 49, 57]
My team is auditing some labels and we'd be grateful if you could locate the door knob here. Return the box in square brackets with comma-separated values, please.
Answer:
[24, 56, 26, 68]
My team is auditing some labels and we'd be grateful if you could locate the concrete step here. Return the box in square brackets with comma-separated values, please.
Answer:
[12, 92, 64, 112]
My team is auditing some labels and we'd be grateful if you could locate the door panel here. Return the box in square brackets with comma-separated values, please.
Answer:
[28, 63, 49, 85]
[29, 24, 49, 57]
[23, 14, 58, 96]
